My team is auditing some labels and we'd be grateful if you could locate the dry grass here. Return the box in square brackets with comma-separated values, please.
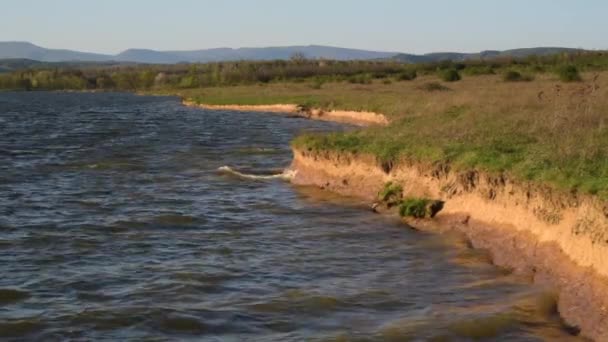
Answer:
[173, 72, 603, 120]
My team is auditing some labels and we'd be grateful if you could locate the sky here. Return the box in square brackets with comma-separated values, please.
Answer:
[1, 0, 606, 54]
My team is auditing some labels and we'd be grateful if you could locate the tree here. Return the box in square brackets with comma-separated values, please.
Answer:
[290, 52, 306, 64]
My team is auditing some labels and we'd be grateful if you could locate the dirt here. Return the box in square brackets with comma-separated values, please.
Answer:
[289, 148, 608, 340]
[182, 100, 389, 126]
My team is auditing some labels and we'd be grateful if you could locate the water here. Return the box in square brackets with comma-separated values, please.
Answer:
[0, 92, 582, 341]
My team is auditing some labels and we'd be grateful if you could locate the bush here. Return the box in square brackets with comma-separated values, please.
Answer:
[503, 70, 534, 82]
[348, 74, 372, 84]
[372, 72, 388, 79]
[398, 198, 444, 218]
[418, 82, 450, 92]
[378, 182, 403, 203]
[399, 198, 430, 218]
[397, 69, 417, 81]
[556, 65, 582, 82]
[310, 77, 324, 89]
[464, 66, 495, 76]
[439, 68, 461, 82]
[503, 70, 522, 81]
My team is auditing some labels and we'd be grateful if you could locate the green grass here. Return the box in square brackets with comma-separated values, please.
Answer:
[163, 72, 608, 200]
[378, 182, 403, 203]
[291, 72, 608, 198]
[294, 116, 608, 198]
[396, 198, 444, 218]
[398, 198, 432, 218]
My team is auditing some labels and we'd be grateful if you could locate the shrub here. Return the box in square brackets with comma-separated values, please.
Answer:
[399, 198, 430, 218]
[502, 70, 534, 82]
[464, 66, 495, 76]
[348, 74, 372, 84]
[398, 198, 444, 218]
[372, 72, 388, 79]
[556, 65, 582, 82]
[418, 82, 451, 92]
[310, 78, 324, 89]
[439, 68, 461, 82]
[296, 103, 313, 114]
[503, 71, 522, 81]
[397, 69, 417, 81]
[378, 182, 403, 203]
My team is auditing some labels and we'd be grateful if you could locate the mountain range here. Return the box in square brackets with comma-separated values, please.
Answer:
[391, 47, 584, 63]
[0, 42, 397, 64]
[0, 41, 585, 65]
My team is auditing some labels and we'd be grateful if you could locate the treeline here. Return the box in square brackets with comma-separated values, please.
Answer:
[1, 50, 608, 91]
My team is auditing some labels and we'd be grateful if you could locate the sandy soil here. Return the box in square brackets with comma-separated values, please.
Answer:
[289, 148, 608, 340]
[181, 100, 389, 126]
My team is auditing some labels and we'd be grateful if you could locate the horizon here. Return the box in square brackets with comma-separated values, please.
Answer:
[1, 0, 606, 54]
[0, 40, 594, 56]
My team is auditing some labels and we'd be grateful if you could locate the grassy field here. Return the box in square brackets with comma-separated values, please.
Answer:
[174, 72, 608, 198]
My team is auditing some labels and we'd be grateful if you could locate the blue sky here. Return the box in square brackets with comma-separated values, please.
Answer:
[2, 0, 606, 54]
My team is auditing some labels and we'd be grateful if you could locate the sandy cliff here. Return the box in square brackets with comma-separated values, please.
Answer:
[290, 148, 608, 340]
[181, 99, 389, 126]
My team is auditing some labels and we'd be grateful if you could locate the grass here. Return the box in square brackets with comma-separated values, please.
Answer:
[376, 182, 443, 218]
[163, 72, 608, 199]
[399, 198, 432, 218]
[396, 198, 444, 218]
[290, 72, 608, 198]
[378, 182, 403, 203]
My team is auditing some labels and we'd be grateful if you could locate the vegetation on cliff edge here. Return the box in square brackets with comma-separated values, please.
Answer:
[292, 72, 608, 198]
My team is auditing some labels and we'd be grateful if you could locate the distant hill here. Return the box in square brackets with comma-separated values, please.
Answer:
[0, 42, 397, 64]
[0, 42, 587, 65]
[391, 47, 585, 63]
[0, 42, 112, 62]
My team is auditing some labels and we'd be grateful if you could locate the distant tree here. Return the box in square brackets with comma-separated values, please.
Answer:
[138, 70, 156, 89]
[112, 71, 138, 89]
[290, 52, 307, 64]
[96, 75, 115, 89]
[17, 77, 32, 91]
[153, 72, 168, 87]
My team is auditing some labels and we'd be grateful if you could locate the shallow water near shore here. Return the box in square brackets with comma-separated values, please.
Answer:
[0, 92, 584, 340]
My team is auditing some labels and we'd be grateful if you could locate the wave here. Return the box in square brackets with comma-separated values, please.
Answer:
[217, 166, 296, 181]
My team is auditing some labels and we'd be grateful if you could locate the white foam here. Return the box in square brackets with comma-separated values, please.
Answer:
[217, 166, 296, 181]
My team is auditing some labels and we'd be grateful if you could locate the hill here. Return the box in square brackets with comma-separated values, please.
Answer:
[0, 42, 112, 62]
[391, 47, 584, 63]
[0, 42, 587, 65]
[0, 42, 397, 64]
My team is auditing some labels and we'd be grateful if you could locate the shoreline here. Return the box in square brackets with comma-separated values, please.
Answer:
[180, 92, 608, 339]
[181, 99, 389, 126]
[289, 149, 608, 340]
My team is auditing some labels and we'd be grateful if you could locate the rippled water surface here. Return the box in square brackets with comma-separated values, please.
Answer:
[0, 92, 583, 341]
